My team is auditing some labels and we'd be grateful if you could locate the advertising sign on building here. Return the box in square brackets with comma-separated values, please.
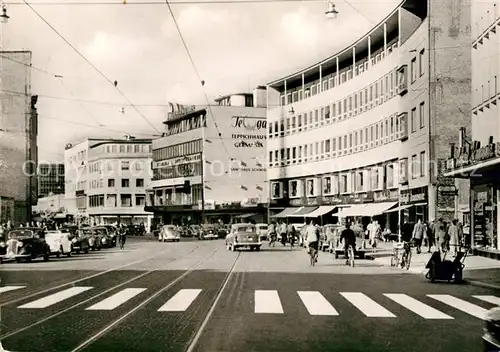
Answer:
[167, 102, 198, 121]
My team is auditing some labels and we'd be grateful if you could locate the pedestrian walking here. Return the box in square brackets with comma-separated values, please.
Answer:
[426, 221, 435, 253]
[437, 223, 447, 253]
[412, 218, 425, 254]
[448, 219, 460, 256]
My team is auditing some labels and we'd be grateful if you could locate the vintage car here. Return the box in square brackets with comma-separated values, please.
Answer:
[0, 228, 51, 263]
[199, 224, 218, 240]
[255, 223, 268, 241]
[483, 307, 500, 351]
[188, 225, 200, 237]
[101, 225, 118, 247]
[59, 226, 90, 254]
[92, 226, 114, 248]
[46, 230, 72, 257]
[225, 223, 262, 251]
[79, 228, 102, 251]
[159, 225, 180, 242]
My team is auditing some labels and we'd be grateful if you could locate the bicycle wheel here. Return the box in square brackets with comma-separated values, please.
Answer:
[405, 250, 412, 270]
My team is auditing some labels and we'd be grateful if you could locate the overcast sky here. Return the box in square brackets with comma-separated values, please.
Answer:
[1, 0, 399, 162]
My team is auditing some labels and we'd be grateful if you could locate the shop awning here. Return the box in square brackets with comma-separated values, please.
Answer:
[444, 157, 500, 178]
[301, 205, 337, 217]
[272, 208, 299, 218]
[233, 213, 258, 219]
[383, 204, 413, 213]
[287, 206, 319, 217]
[338, 202, 398, 217]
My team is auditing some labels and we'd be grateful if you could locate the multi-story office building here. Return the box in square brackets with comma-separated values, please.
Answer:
[445, 0, 500, 256]
[0, 51, 38, 225]
[64, 137, 153, 228]
[267, 0, 471, 230]
[38, 163, 65, 198]
[146, 89, 267, 225]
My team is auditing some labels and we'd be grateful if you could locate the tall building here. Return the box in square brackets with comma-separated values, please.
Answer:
[445, 0, 500, 256]
[266, 0, 471, 230]
[146, 89, 267, 225]
[38, 163, 65, 198]
[64, 137, 153, 228]
[0, 51, 38, 225]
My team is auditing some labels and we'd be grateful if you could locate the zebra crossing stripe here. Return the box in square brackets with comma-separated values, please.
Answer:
[473, 295, 500, 306]
[254, 290, 283, 314]
[18, 287, 93, 309]
[383, 294, 453, 320]
[297, 291, 339, 316]
[340, 292, 396, 317]
[427, 294, 489, 320]
[86, 288, 147, 311]
[0, 286, 26, 294]
[158, 289, 202, 312]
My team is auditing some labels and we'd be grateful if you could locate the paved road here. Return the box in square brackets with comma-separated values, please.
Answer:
[0, 237, 497, 351]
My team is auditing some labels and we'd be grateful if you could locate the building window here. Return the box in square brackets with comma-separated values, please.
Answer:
[411, 108, 417, 133]
[121, 194, 132, 207]
[371, 168, 379, 190]
[121, 179, 130, 187]
[420, 151, 426, 177]
[135, 195, 145, 206]
[411, 57, 417, 82]
[386, 164, 394, 188]
[419, 102, 425, 128]
[419, 49, 425, 76]
[121, 161, 130, 170]
[340, 175, 348, 193]
[136, 179, 144, 187]
[411, 154, 417, 179]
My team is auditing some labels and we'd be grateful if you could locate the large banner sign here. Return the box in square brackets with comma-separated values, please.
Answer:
[230, 116, 266, 149]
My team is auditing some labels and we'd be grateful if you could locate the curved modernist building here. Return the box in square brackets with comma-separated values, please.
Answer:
[267, 0, 471, 230]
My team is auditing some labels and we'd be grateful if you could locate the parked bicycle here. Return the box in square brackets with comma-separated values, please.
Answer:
[391, 240, 413, 270]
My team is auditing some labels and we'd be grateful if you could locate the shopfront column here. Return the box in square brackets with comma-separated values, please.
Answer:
[428, 184, 437, 222]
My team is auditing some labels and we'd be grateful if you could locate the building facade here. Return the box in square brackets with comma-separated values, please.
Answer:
[33, 194, 77, 222]
[146, 89, 267, 225]
[64, 138, 153, 228]
[445, 0, 500, 257]
[38, 163, 65, 198]
[267, 0, 471, 230]
[0, 51, 38, 225]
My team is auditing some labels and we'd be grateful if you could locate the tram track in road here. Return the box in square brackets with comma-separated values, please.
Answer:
[0, 245, 203, 341]
[69, 247, 238, 352]
[0, 244, 199, 308]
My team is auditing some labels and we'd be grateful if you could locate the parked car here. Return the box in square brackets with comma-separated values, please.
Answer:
[225, 223, 262, 251]
[216, 225, 228, 239]
[255, 223, 268, 241]
[188, 225, 200, 237]
[0, 228, 51, 263]
[92, 226, 113, 248]
[60, 226, 90, 254]
[80, 228, 102, 251]
[199, 224, 218, 240]
[483, 307, 500, 351]
[46, 230, 72, 257]
[159, 225, 180, 242]
[101, 225, 118, 247]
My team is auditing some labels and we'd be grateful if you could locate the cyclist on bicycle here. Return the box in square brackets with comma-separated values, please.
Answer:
[305, 219, 320, 262]
[340, 222, 356, 265]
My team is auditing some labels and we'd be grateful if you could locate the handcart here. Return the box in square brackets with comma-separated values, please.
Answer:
[425, 245, 470, 283]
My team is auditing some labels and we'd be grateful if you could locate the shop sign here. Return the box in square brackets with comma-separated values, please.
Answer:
[374, 189, 399, 202]
[400, 189, 427, 204]
[153, 154, 201, 169]
[454, 142, 500, 169]
[438, 185, 457, 195]
[167, 102, 197, 121]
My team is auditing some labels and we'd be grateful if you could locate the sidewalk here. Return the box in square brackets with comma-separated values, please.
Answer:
[372, 243, 500, 287]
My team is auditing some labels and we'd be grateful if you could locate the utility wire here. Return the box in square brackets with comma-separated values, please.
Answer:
[57, 78, 104, 127]
[163, 0, 232, 159]
[22, 0, 161, 134]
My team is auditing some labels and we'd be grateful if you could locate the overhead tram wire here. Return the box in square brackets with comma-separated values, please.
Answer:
[163, 0, 232, 159]
[57, 78, 104, 127]
[22, 0, 161, 134]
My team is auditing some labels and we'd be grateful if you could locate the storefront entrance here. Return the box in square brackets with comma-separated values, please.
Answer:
[471, 180, 498, 251]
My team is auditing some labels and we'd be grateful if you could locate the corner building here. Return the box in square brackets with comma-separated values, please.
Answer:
[444, 0, 500, 257]
[267, 0, 471, 229]
[64, 138, 153, 228]
[146, 90, 267, 226]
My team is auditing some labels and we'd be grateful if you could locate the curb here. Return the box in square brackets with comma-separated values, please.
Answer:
[465, 280, 500, 290]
